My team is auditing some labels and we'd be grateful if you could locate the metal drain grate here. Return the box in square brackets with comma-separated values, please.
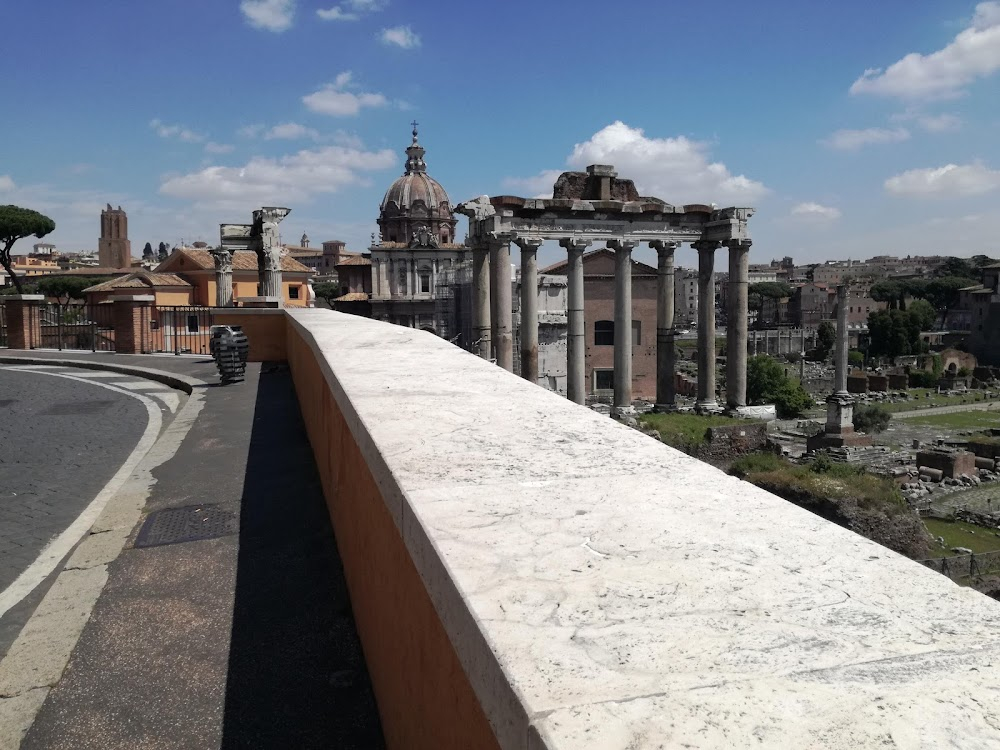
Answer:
[135, 504, 237, 548]
[40, 400, 115, 416]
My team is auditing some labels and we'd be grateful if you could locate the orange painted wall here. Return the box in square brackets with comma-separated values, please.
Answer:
[287, 324, 501, 750]
[213, 311, 287, 361]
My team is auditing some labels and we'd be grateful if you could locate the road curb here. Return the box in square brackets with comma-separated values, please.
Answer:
[0, 354, 207, 393]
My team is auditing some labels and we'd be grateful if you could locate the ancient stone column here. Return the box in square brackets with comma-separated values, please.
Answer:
[261, 247, 283, 300]
[651, 240, 677, 410]
[694, 240, 721, 412]
[472, 245, 491, 360]
[835, 283, 849, 396]
[561, 237, 591, 404]
[489, 244, 499, 359]
[726, 240, 751, 410]
[212, 248, 234, 307]
[516, 237, 543, 383]
[609, 239, 637, 411]
[491, 239, 514, 372]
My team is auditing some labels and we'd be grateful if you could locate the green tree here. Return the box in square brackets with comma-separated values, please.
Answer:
[853, 404, 891, 434]
[935, 257, 976, 280]
[848, 350, 864, 369]
[746, 354, 813, 418]
[748, 281, 793, 328]
[971, 254, 998, 269]
[870, 280, 903, 310]
[907, 297, 936, 331]
[313, 281, 340, 308]
[142, 242, 154, 259]
[157, 242, 169, 262]
[0, 205, 56, 294]
[926, 276, 978, 328]
[36, 276, 97, 305]
[816, 320, 836, 358]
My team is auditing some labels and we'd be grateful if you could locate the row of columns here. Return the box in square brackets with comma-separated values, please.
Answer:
[472, 237, 751, 413]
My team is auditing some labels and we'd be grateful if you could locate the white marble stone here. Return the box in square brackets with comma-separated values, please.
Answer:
[288, 308, 1000, 750]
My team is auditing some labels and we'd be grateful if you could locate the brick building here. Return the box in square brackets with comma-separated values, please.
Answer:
[543, 248, 658, 399]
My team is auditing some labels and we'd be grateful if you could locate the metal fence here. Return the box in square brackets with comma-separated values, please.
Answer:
[0, 302, 6, 347]
[920, 549, 1000, 581]
[39, 302, 116, 352]
[148, 306, 214, 355]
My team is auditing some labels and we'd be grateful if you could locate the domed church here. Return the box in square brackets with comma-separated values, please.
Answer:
[369, 124, 466, 333]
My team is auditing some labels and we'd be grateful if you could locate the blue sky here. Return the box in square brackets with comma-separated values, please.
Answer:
[2, 0, 999, 270]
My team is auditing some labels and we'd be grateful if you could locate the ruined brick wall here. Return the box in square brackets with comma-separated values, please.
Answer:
[916, 449, 977, 478]
[697, 423, 769, 461]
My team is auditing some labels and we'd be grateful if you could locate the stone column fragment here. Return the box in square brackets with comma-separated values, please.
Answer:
[491, 239, 514, 372]
[561, 237, 591, 404]
[472, 245, 491, 360]
[835, 284, 849, 396]
[212, 248, 234, 307]
[651, 240, 677, 409]
[726, 240, 751, 410]
[609, 239, 637, 411]
[694, 240, 721, 412]
[515, 237, 543, 383]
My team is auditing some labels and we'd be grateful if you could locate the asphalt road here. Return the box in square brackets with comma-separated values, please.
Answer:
[0, 368, 149, 655]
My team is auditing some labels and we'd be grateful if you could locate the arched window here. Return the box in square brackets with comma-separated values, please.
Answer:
[594, 320, 614, 346]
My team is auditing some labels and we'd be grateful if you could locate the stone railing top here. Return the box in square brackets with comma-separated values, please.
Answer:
[287, 308, 1000, 750]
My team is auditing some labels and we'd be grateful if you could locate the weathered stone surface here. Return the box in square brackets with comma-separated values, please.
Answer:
[288, 308, 1000, 750]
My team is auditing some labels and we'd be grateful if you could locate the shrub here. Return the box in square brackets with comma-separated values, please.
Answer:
[853, 404, 892, 434]
[908, 370, 938, 388]
[958, 366, 972, 377]
[848, 350, 864, 369]
[730, 452, 784, 478]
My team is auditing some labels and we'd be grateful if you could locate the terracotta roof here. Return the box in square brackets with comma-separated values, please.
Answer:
[337, 256, 372, 267]
[332, 292, 371, 302]
[83, 272, 191, 293]
[157, 248, 312, 274]
[59, 267, 133, 276]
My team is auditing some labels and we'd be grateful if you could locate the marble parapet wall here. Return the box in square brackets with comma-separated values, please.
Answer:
[286, 307, 1000, 750]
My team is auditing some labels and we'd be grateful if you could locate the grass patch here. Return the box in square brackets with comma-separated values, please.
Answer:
[923, 518, 1000, 558]
[907, 411, 1000, 430]
[638, 412, 738, 452]
[730, 453, 929, 558]
[884, 389, 995, 413]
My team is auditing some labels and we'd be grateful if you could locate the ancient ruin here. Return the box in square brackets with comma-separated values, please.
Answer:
[807, 284, 873, 451]
[98, 204, 132, 269]
[457, 165, 754, 414]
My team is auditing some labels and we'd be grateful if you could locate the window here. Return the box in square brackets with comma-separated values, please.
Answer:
[632, 320, 641, 345]
[289, 285, 300, 299]
[187, 315, 199, 333]
[420, 272, 431, 293]
[594, 369, 614, 390]
[594, 320, 614, 345]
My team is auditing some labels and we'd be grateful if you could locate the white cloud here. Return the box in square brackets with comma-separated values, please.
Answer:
[264, 122, 321, 140]
[317, 0, 384, 20]
[884, 162, 1000, 196]
[501, 170, 565, 198]
[850, 1, 1000, 99]
[379, 25, 420, 49]
[158, 144, 397, 209]
[890, 109, 963, 133]
[821, 127, 910, 150]
[204, 142, 235, 154]
[512, 121, 766, 205]
[302, 72, 388, 116]
[790, 202, 841, 221]
[317, 6, 358, 20]
[240, 0, 295, 31]
[150, 118, 205, 144]
[0, 175, 15, 192]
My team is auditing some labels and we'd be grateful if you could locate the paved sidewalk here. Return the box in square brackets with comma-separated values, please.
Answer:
[0, 353, 384, 748]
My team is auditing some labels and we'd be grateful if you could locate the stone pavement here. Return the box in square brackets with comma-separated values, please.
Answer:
[0, 352, 384, 749]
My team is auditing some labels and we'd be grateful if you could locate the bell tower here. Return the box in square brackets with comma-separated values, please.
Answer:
[98, 204, 132, 269]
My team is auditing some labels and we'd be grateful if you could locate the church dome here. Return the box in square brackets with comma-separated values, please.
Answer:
[377, 125, 457, 247]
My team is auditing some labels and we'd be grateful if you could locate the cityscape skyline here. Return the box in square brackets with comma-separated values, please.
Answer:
[2, 0, 999, 270]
